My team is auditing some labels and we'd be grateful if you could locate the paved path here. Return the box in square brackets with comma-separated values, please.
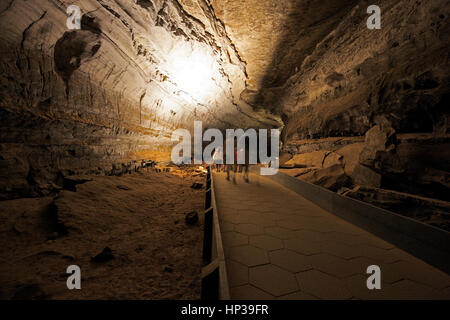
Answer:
[213, 171, 450, 300]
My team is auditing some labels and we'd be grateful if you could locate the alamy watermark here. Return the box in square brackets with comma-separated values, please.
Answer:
[66, 265, 81, 290]
[367, 5, 381, 29]
[366, 265, 381, 290]
[171, 121, 280, 176]
[66, 5, 81, 30]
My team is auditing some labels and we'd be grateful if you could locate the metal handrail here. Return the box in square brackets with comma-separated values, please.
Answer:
[201, 166, 230, 300]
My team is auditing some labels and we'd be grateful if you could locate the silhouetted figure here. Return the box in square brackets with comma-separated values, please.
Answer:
[237, 146, 249, 183]
[212, 146, 223, 172]
[226, 146, 237, 183]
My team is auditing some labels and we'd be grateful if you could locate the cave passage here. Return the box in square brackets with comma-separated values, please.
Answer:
[0, 0, 449, 301]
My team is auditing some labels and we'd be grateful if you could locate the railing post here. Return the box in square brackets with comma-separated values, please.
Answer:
[206, 175, 211, 190]
[205, 189, 212, 210]
[201, 260, 220, 300]
[205, 166, 212, 210]
[202, 207, 213, 263]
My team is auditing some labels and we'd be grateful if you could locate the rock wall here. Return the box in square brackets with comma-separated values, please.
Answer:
[266, 0, 450, 141]
[268, 0, 450, 228]
[0, 0, 279, 199]
[209, 0, 358, 95]
[0, 0, 448, 203]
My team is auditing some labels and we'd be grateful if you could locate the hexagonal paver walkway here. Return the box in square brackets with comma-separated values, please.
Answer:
[213, 171, 450, 300]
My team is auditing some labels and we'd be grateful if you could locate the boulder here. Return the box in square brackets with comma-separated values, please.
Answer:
[91, 247, 114, 263]
[164, 265, 174, 273]
[280, 162, 296, 169]
[286, 150, 343, 168]
[323, 152, 343, 168]
[190, 183, 203, 190]
[415, 168, 450, 200]
[351, 164, 381, 188]
[279, 167, 318, 177]
[298, 164, 351, 192]
[359, 125, 402, 173]
[284, 150, 328, 168]
[279, 152, 293, 166]
[336, 143, 365, 176]
[185, 211, 199, 225]
[361, 125, 396, 155]
[284, 150, 343, 169]
[63, 176, 92, 191]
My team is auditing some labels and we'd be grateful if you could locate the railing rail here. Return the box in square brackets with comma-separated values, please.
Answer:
[201, 167, 230, 300]
[258, 168, 450, 275]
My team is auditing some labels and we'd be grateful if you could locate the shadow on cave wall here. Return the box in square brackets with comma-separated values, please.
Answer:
[259, 0, 358, 89]
[54, 14, 102, 96]
[241, 0, 449, 142]
[236, 0, 450, 203]
[239, 0, 359, 141]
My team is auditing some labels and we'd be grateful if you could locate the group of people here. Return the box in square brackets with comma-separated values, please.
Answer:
[212, 146, 249, 183]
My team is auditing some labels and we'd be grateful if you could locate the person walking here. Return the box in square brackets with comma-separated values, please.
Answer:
[212, 146, 223, 172]
[226, 145, 238, 183]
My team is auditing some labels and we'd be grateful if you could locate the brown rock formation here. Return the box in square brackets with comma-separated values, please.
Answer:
[0, 0, 279, 198]
[0, 0, 448, 224]
[277, 0, 449, 141]
[300, 164, 351, 192]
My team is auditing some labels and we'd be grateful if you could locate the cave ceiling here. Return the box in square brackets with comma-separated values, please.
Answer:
[0, 0, 448, 141]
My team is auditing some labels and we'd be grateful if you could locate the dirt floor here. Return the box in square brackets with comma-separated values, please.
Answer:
[0, 169, 206, 299]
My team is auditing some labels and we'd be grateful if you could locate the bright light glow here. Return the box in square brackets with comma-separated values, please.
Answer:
[162, 45, 218, 101]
